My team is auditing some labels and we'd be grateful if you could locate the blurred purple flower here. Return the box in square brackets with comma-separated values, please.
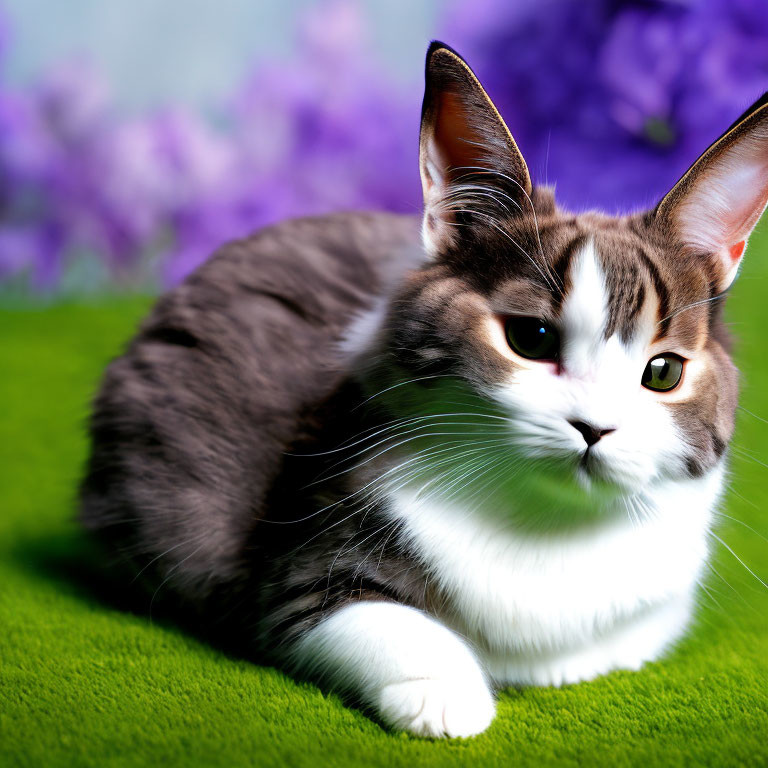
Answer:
[0, 0, 420, 290]
[0, 0, 767, 292]
[442, 0, 768, 213]
[161, 0, 420, 283]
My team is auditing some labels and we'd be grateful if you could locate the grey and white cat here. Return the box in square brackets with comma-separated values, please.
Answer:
[81, 43, 768, 737]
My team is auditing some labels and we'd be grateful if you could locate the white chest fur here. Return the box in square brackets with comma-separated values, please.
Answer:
[386, 466, 724, 687]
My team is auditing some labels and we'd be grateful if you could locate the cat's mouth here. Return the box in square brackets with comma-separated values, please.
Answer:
[574, 448, 604, 490]
[578, 447, 600, 476]
[574, 445, 639, 495]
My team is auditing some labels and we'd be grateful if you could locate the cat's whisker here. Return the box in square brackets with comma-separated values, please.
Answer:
[290, 439, 503, 526]
[303, 417, 511, 480]
[462, 453, 520, 502]
[350, 520, 403, 584]
[694, 575, 726, 613]
[305, 431, 513, 488]
[422, 440, 531, 511]
[657, 293, 726, 326]
[431, 454, 511, 510]
[372, 521, 404, 577]
[628, 494, 657, 526]
[705, 559, 744, 601]
[620, 497, 637, 529]
[288, 410, 512, 459]
[730, 444, 768, 471]
[307, 432, 509, 496]
[326, 518, 402, 592]
[723, 484, 761, 512]
[415, 459, 519, 547]
[708, 531, 768, 591]
[361, 447, 515, 535]
[713, 510, 768, 544]
[291, 453, 493, 561]
[283, 439, 508, 540]
[409, 451, 500, 506]
[311, 421, 511, 476]
[130, 532, 209, 584]
[450, 206, 557, 293]
[351, 374, 459, 411]
[373, 441, 512, 506]
[148, 540, 209, 620]
[737, 405, 768, 426]
[452, 164, 559, 293]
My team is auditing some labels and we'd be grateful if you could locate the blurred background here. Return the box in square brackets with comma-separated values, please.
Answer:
[0, 0, 767, 295]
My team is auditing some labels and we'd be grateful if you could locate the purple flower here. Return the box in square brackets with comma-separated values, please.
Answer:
[1, 0, 767, 292]
[442, 0, 768, 212]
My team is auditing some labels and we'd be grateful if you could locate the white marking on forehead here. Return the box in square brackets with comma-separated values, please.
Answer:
[554, 239, 662, 429]
[559, 238, 609, 379]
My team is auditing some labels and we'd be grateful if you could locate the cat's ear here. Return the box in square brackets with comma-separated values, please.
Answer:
[655, 92, 768, 291]
[419, 41, 532, 256]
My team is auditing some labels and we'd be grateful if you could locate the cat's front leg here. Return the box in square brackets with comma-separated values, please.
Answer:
[289, 601, 495, 738]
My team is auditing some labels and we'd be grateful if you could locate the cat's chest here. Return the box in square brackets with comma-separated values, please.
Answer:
[387, 470, 721, 656]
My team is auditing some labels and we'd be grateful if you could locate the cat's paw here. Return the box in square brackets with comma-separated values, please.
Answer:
[377, 676, 495, 738]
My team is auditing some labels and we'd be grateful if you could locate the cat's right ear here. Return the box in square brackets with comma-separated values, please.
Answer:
[419, 41, 532, 256]
[654, 92, 768, 292]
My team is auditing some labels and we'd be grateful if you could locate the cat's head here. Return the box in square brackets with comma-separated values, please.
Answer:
[363, 43, 768, 518]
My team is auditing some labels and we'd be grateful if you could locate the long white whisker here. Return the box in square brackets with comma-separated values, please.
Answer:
[148, 540, 208, 620]
[305, 418, 511, 479]
[709, 531, 768, 591]
[287, 411, 511, 458]
[453, 164, 559, 293]
[275, 438, 509, 529]
[307, 430, 511, 489]
[352, 374, 457, 410]
[658, 293, 726, 326]
[450, 206, 556, 292]
[130, 532, 208, 584]
[713, 510, 768, 544]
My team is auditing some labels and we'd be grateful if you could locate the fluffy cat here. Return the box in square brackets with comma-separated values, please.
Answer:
[80, 42, 768, 738]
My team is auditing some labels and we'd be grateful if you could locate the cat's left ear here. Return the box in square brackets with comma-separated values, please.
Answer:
[655, 92, 768, 291]
[419, 41, 532, 256]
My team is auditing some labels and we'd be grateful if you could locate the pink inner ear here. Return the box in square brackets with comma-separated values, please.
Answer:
[730, 240, 746, 262]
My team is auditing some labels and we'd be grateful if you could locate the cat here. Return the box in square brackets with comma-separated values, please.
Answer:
[80, 42, 768, 738]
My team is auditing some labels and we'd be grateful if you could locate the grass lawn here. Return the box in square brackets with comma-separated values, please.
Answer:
[2, 232, 768, 767]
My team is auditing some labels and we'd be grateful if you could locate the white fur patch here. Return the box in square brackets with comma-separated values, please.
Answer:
[483, 591, 694, 686]
[558, 238, 610, 379]
[290, 601, 495, 738]
[338, 297, 389, 362]
[387, 464, 723, 687]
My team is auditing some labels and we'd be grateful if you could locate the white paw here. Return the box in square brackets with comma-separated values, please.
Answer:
[377, 677, 495, 739]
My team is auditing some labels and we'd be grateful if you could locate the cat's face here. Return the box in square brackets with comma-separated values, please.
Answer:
[388, 201, 737, 500]
[374, 44, 768, 509]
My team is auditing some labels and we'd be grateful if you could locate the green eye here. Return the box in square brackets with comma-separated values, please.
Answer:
[505, 317, 560, 361]
[641, 354, 684, 392]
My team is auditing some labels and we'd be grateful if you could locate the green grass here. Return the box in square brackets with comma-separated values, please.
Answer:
[2, 234, 768, 767]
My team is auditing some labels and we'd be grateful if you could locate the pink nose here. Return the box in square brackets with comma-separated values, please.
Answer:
[568, 420, 616, 447]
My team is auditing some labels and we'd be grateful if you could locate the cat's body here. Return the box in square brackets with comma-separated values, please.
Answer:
[81, 44, 768, 738]
[81, 211, 420, 602]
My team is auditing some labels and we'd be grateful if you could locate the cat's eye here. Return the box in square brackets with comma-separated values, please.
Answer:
[641, 354, 684, 392]
[505, 317, 560, 361]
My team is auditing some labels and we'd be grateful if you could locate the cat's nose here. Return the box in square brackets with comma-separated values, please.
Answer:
[568, 420, 616, 447]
